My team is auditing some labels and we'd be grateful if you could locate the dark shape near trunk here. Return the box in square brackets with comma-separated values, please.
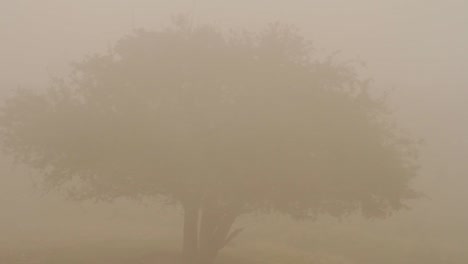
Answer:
[181, 199, 242, 264]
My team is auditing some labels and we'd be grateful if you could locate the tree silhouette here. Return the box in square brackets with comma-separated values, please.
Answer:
[0, 21, 418, 264]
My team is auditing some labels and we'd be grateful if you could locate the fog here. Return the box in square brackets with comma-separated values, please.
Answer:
[1, 1, 467, 263]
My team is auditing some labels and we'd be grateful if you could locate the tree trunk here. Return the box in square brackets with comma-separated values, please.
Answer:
[197, 202, 220, 264]
[182, 202, 199, 264]
[197, 202, 241, 264]
[181, 200, 242, 264]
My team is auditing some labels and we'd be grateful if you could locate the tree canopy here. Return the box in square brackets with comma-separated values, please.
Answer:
[0, 21, 418, 263]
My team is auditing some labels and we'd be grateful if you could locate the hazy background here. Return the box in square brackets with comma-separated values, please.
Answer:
[1, 0, 467, 263]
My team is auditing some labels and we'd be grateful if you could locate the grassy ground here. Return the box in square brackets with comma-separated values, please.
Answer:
[0, 236, 461, 264]
[0, 213, 465, 264]
[0, 240, 253, 264]
[0, 240, 176, 264]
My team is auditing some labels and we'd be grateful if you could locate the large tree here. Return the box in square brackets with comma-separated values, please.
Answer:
[0, 21, 418, 264]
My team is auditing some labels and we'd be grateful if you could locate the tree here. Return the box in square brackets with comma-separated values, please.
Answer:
[0, 21, 418, 264]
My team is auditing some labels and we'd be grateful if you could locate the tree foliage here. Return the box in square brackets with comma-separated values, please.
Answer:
[0, 21, 418, 263]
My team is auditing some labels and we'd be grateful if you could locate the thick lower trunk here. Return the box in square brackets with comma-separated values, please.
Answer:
[197, 203, 221, 264]
[181, 200, 241, 264]
[182, 203, 199, 263]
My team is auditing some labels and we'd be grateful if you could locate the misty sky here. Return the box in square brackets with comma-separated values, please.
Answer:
[1, 0, 467, 241]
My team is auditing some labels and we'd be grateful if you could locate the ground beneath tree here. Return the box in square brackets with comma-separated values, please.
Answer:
[0, 240, 252, 264]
